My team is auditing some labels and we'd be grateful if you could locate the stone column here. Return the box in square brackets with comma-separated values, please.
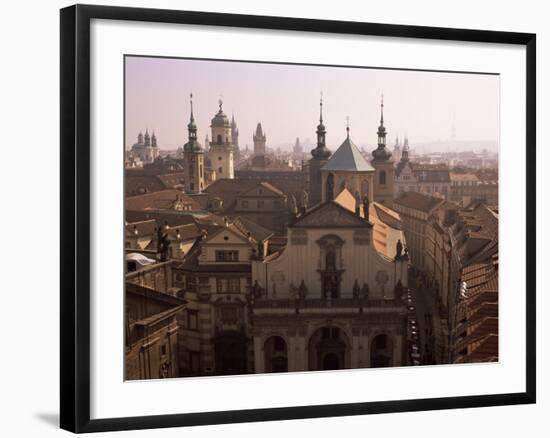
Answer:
[253, 335, 265, 373]
[361, 329, 370, 367]
[351, 328, 360, 368]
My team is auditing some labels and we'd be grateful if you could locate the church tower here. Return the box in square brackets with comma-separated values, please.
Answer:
[253, 123, 266, 156]
[371, 96, 395, 206]
[209, 99, 234, 179]
[308, 95, 332, 206]
[231, 114, 240, 160]
[144, 129, 151, 146]
[183, 94, 205, 194]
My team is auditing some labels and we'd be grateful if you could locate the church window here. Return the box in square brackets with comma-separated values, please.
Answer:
[218, 156, 222, 160]
[216, 278, 240, 293]
[215, 250, 239, 262]
[217, 134, 222, 143]
[187, 310, 198, 330]
[218, 167, 223, 174]
[326, 249, 337, 271]
[379, 170, 387, 185]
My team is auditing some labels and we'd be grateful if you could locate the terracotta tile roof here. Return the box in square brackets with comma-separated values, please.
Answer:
[333, 189, 405, 259]
[125, 173, 168, 196]
[450, 172, 480, 182]
[411, 163, 451, 182]
[232, 216, 275, 242]
[453, 249, 499, 364]
[394, 191, 445, 213]
[204, 178, 306, 212]
[125, 219, 157, 237]
[203, 179, 265, 210]
[126, 189, 202, 212]
[455, 334, 498, 363]
[164, 223, 202, 241]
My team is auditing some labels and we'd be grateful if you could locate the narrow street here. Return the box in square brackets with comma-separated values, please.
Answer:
[408, 268, 447, 365]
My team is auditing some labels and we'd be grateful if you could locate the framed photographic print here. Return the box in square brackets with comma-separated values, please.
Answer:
[60, 4, 536, 433]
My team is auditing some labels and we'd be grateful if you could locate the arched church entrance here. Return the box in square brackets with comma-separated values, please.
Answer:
[213, 331, 248, 375]
[264, 336, 288, 373]
[370, 333, 393, 368]
[308, 326, 350, 371]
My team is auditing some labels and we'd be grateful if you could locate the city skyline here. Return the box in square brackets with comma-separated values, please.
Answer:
[125, 56, 500, 152]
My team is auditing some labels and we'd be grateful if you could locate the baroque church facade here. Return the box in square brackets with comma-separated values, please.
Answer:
[129, 129, 160, 164]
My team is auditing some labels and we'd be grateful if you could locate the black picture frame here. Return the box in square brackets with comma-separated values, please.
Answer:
[60, 4, 536, 433]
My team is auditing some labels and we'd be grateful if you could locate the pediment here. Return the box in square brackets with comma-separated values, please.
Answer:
[292, 202, 370, 228]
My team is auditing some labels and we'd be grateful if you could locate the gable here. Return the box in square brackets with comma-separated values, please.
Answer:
[206, 226, 250, 245]
[292, 202, 370, 228]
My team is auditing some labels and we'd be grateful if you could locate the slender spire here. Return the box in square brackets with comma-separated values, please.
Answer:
[187, 93, 198, 143]
[311, 94, 331, 160]
[319, 92, 324, 124]
[346, 116, 350, 138]
[218, 98, 223, 112]
[380, 93, 384, 125]
[372, 94, 391, 161]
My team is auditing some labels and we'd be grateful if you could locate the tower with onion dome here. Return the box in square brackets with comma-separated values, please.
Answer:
[308, 94, 332, 206]
[209, 99, 235, 179]
[371, 95, 395, 206]
[183, 93, 205, 193]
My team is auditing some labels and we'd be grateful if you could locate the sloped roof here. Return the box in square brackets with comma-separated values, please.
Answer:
[232, 216, 274, 242]
[322, 136, 375, 172]
[240, 181, 286, 198]
[333, 188, 405, 259]
[125, 219, 157, 237]
[126, 189, 202, 211]
[394, 191, 445, 213]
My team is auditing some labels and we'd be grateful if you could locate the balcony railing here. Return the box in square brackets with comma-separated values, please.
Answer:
[252, 296, 403, 310]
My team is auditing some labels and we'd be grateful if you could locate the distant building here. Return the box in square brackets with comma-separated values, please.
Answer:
[450, 171, 498, 206]
[392, 136, 402, 162]
[231, 114, 240, 160]
[253, 122, 266, 156]
[293, 137, 303, 155]
[129, 129, 160, 164]
[395, 139, 451, 199]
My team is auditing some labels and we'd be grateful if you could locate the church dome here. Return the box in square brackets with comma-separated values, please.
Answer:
[311, 144, 332, 160]
[183, 139, 203, 153]
[371, 145, 393, 161]
[211, 101, 230, 127]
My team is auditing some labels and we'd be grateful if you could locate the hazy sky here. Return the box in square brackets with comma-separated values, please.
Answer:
[125, 56, 499, 151]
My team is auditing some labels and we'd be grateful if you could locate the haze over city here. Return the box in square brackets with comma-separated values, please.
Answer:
[125, 56, 499, 152]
